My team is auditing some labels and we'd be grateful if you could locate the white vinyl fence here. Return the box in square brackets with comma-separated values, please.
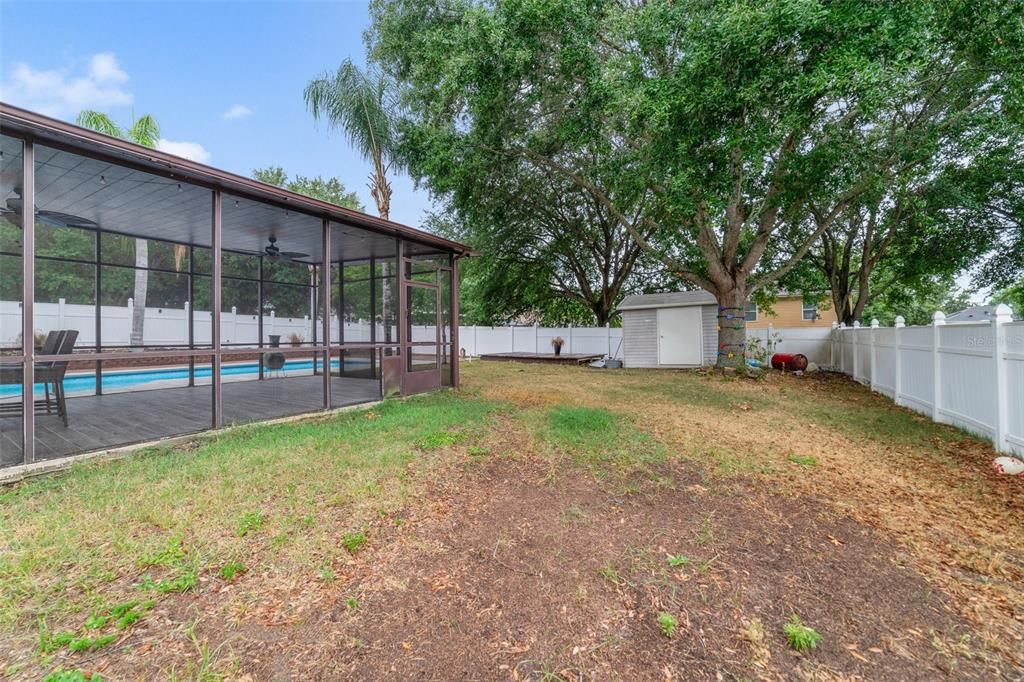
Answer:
[456, 324, 624, 359]
[0, 299, 398, 348]
[830, 306, 1023, 457]
[746, 325, 833, 365]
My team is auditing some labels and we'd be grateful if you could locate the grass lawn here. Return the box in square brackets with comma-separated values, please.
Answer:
[1, 362, 1021, 680]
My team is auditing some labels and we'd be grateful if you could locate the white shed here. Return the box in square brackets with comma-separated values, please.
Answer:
[618, 291, 720, 367]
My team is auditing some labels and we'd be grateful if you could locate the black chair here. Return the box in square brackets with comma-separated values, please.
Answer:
[38, 330, 78, 427]
[36, 330, 66, 416]
[264, 334, 285, 377]
[0, 329, 77, 425]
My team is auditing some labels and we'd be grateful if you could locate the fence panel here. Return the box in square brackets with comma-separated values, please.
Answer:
[938, 323, 995, 438]
[874, 327, 897, 398]
[513, 326, 536, 353]
[1005, 321, 1024, 454]
[832, 307, 1020, 458]
[453, 325, 623, 359]
[855, 328, 872, 383]
[898, 325, 935, 414]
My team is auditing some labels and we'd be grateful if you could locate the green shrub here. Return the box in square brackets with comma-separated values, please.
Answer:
[783, 615, 822, 652]
[658, 612, 678, 638]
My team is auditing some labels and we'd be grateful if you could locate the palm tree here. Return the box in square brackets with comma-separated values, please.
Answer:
[76, 110, 178, 348]
[304, 58, 404, 220]
[305, 59, 406, 343]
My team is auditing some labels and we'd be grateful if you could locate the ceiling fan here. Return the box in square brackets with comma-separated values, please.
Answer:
[263, 235, 309, 262]
[1, 190, 99, 230]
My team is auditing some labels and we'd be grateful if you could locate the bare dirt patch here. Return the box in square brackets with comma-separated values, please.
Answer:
[113, 445, 1011, 679]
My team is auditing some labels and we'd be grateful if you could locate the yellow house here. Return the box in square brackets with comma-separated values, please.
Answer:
[744, 294, 837, 329]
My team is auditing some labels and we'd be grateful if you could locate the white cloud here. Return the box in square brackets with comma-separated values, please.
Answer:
[88, 53, 129, 83]
[222, 104, 252, 120]
[156, 139, 211, 164]
[0, 52, 133, 117]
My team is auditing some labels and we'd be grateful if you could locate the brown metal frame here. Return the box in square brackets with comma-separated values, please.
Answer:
[21, 137, 35, 463]
[402, 280, 442, 394]
[0, 103, 472, 258]
[1, 104, 471, 469]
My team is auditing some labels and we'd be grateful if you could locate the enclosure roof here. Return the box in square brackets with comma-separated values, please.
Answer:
[618, 290, 716, 311]
[0, 102, 472, 256]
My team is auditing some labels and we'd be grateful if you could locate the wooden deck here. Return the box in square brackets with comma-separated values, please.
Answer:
[479, 352, 604, 365]
[0, 375, 380, 468]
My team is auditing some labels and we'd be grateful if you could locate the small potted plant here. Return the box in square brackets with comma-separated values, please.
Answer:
[288, 333, 304, 347]
[551, 336, 565, 356]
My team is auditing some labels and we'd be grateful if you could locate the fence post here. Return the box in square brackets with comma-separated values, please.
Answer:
[852, 321, 860, 381]
[992, 304, 1011, 453]
[534, 322, 540, 354]
[183, 301, 190, 346]
[869, 319, 879, 392]
[838, 322, 846, 373]
[606, 322, 611, 358]
[269, 311, 276, 340]
[568, 323, 574, 355]
[57, 297, 66, 329]
[473, 325, 478, 357]
[894, 316, 905, 406]
[231, 306, 238, 344]
[932, 311, 946, 423]
[126, 297, 134, 345]
[510, 325, 516, 353]
[830, 321, 838, 368]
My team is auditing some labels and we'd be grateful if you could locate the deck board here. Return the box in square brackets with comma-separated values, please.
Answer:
[0, 375, 380, 468]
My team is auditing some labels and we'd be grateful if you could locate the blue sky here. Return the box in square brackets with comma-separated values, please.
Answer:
[0, 0, 432, 228]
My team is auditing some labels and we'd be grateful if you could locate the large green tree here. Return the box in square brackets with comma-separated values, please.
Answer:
[424, 155, 664, 325]
[252, 166, 364, 211]
[861, 273, 974, 327]
[370, 0, 1023, 366]
[806, 144, 1019, 325]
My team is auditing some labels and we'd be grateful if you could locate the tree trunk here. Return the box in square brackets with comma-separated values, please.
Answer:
[715, 287, 747, 369]
[370, 162, 394, 345]
[130, 239, 148, 347]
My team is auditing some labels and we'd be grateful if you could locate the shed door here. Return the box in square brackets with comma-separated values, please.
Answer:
[657, 307, 703, 366]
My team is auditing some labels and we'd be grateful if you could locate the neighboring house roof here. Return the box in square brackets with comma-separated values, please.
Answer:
[946, 305, 997, 322]
[618, 291, 717, 311]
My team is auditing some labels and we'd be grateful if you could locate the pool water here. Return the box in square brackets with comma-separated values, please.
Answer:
[0, 358, 361, 397]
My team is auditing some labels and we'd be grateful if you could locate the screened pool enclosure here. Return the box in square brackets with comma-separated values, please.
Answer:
[0, 104, 468, 469]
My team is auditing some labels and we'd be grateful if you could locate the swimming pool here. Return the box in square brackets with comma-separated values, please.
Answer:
[0, 358, 362, 398]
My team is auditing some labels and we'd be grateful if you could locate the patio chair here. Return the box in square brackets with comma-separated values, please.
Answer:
[36, 330, 65, 416]
[0, 329, 77, 425]
[264, 334, 285, 378]
[37, 330, 78, 427]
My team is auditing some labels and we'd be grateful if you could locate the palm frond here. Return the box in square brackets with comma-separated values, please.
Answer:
[127, 114, 161, 149]
[304, 58, 402, 169]
[76, 110, 123, 138]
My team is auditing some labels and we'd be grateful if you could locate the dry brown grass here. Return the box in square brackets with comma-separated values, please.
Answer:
[466, 360, 1024, 667]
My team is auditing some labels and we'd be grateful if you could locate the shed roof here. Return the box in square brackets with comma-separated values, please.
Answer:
[618, 290, 717, 311]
